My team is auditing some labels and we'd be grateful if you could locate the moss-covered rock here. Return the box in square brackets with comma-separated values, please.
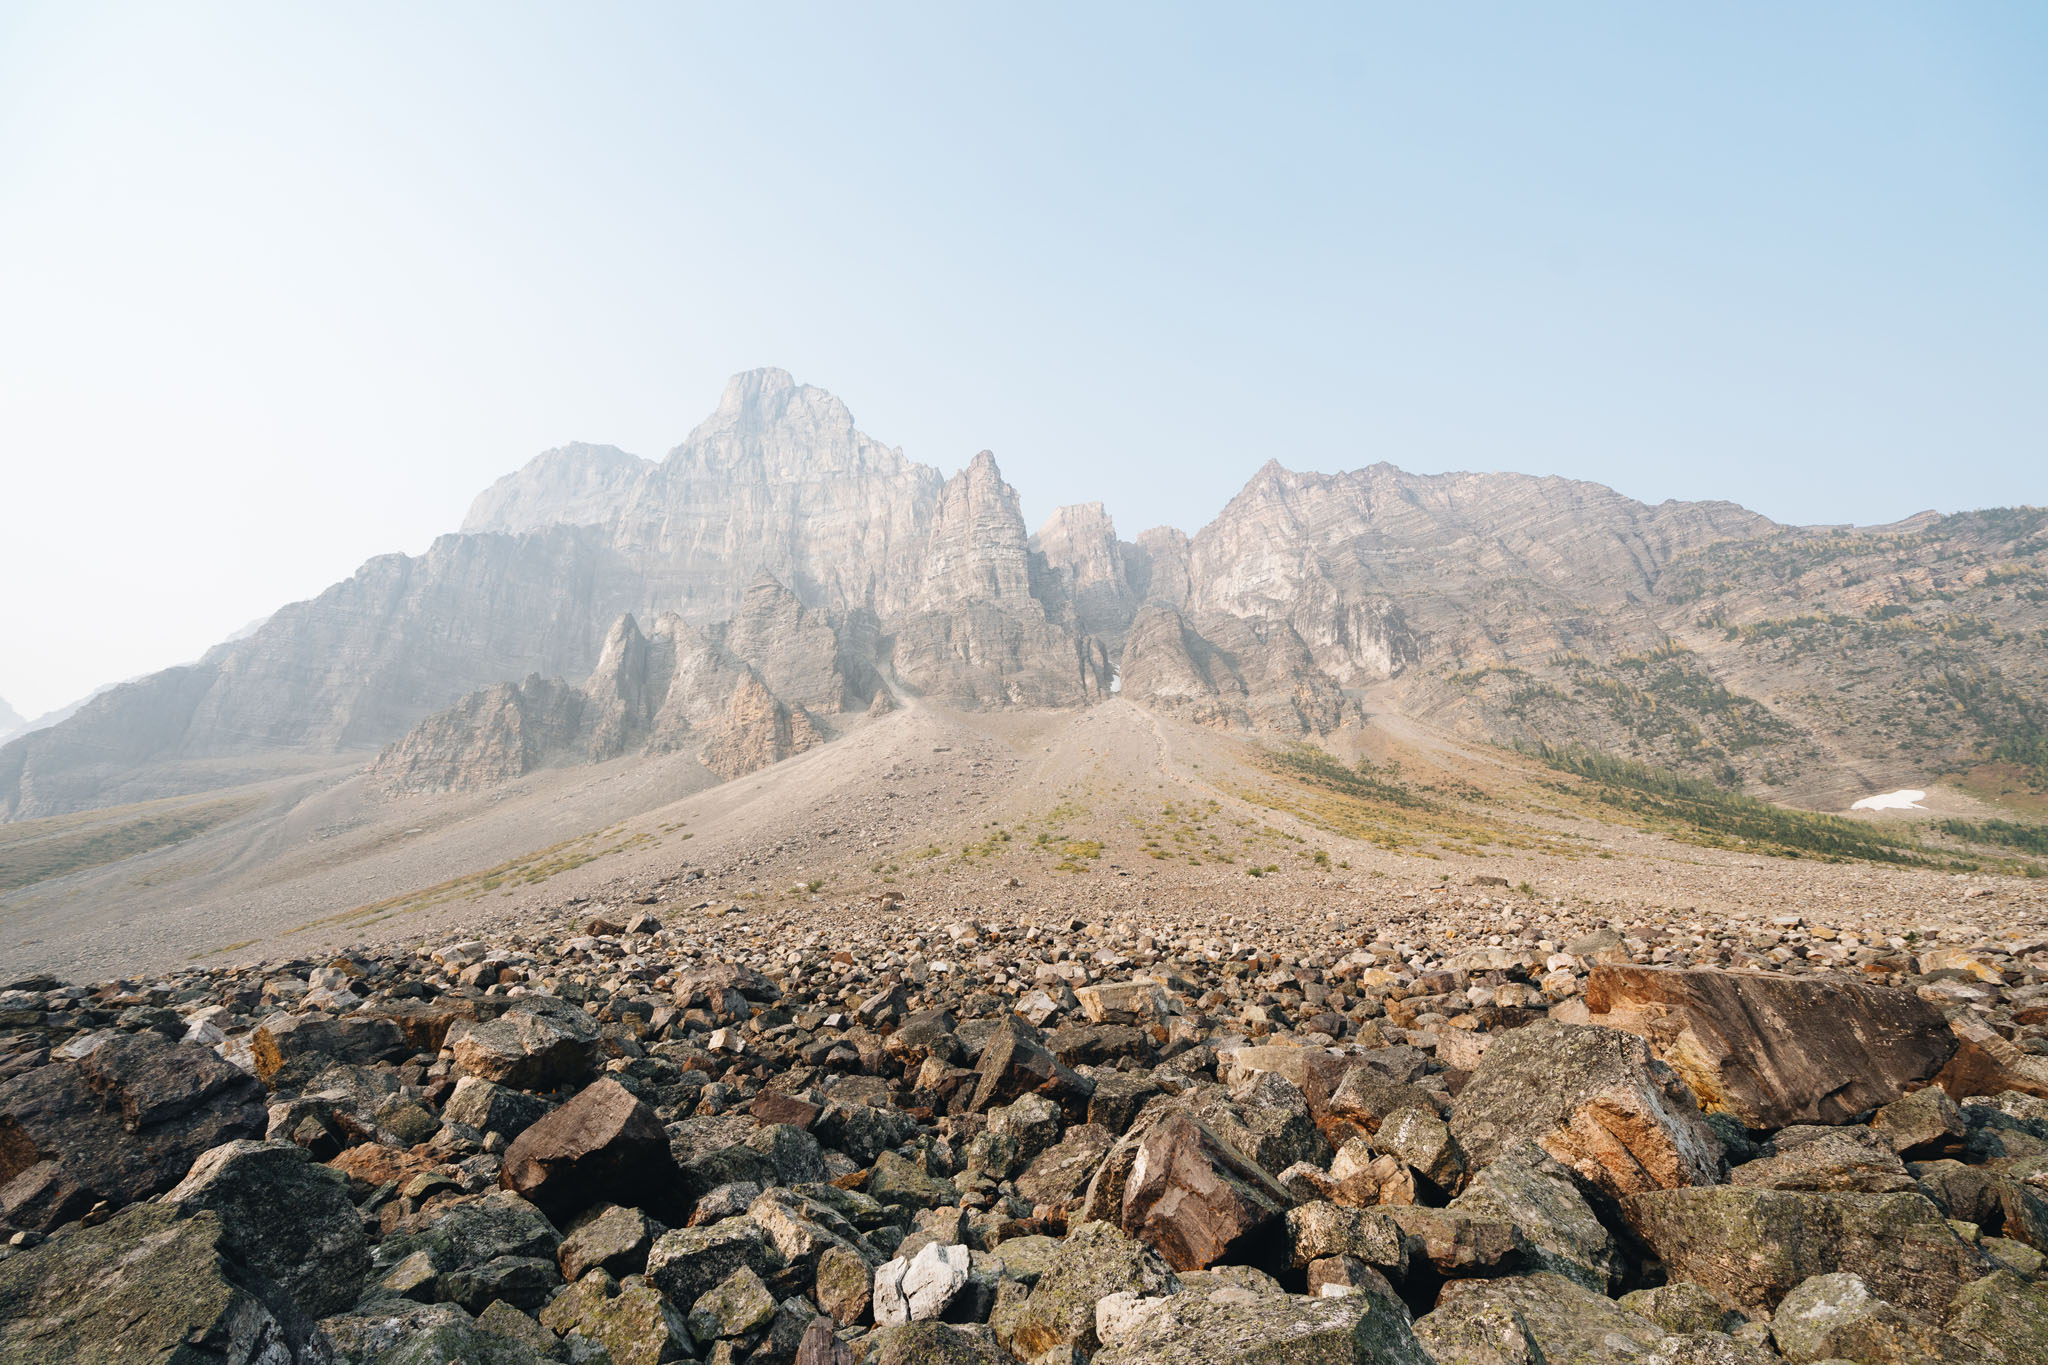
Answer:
[1623, 1186, 1994, 1318]
[1094, 1286, 1432, 1365]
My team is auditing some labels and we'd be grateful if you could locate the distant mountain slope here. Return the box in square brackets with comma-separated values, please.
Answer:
[5, 367, 2042, 825]
[0, 696, 24, 744]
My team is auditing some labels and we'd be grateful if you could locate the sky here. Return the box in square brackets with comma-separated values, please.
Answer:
[1, 3, 2043, 718]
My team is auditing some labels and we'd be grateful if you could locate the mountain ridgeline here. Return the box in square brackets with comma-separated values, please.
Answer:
[5, 368, 2045, 820]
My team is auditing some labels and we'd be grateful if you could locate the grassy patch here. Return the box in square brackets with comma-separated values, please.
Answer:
[1525, 744, 1951, 866]
[0, 795, 259, 892]
[1937, 818, 2048, 858]
[297, 827, 651, 932]
[1261, 743, 1426, 808]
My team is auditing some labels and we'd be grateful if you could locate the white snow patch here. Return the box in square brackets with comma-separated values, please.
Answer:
[1851, 789, 1927, 812]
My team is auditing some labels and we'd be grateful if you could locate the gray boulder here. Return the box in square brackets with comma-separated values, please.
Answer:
[169, 1138, 371, 1317]
[0, 1202, 309, 1363]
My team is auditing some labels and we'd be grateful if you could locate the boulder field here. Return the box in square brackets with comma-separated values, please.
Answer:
[1, 903, 2046, 1363]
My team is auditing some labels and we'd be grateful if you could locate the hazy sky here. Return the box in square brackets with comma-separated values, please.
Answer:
[1, 3, 2043, 718]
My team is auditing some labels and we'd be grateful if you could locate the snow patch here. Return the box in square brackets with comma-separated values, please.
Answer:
[1851, 789, 1927, 812]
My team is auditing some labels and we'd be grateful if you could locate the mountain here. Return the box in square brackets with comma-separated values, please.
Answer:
[0, 696, 23, 744]
[4, 367, 2045, 827]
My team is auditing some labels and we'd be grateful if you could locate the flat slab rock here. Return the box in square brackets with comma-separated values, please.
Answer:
[1094, 1285, 1433, 1365]
[1584, 964, 1956, 1128]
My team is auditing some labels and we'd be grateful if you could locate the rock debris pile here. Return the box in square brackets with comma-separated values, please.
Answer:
[2, 900, 2047, 1362]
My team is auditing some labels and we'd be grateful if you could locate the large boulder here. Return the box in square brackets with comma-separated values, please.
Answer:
[1073, 981, 1173, 1025]
[0, 1202, 310, 1363]
[319, 1298, 554, 1365]
[1412, 1271, 1771, 1365]
[1584, 965, 1956, 1127]
[1015, 1122, 1115, 1213]
[1947, 1268, 2048, 1362]
[1770, 1271, 1987, 1363]
[1621, 1186, 1994, 1318]
[873, 1241, 971, 1324]
[370, 1189, 563, 1312]
[447, 997, 601, 1091]
[1092, 1283, 1433, 1365]
[1284, 1203, 1410, 1278]
[252, 1012, 408, 1087]
[1450, 1021, 1721, 1200]
[559, 1202, 664, 1281]
[1727, 1127, 1916, 1194]
[441, 1076, 552, 1140]
[542, 1270, 697, 1364]
[500, 1077, 681, 1224]
[1120, 1109, 1293, 1271]
[646, 1216, 784, 1311]
[1936, 1012, 2048, 1103]
[856, 1322, 1011, 1364]
[168, 1138, 371, 1317]
[0, 1032, 266, 1231]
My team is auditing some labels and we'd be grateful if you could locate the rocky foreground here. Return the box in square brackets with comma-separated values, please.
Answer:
[3, 898, 2048, 1363]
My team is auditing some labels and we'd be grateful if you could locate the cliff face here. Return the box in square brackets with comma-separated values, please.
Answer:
[1030, 502, 1142, 644]
[369, 612, 820, 792]
[614, 369, 944, 622]
[888, 452, 1108, 707]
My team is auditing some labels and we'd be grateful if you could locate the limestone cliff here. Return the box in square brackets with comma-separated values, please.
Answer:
[9, 367, 2043, 822]
[1030, 502, 1142, 644]
[369, 612, 819, 792]
[462, 443, 653, 535]
[890, 452, 1108, 707]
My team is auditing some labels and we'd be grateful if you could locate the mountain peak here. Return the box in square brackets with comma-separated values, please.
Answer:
[716, 367, 799, 413]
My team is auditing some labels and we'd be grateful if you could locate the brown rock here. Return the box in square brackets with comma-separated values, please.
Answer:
[796, 1316, 857, 1365]
[1377, 1204, 1528, 1275]
[501, 1078, 681, 1224]
[1934, 1012, 2048, 1102]
[1584, 965, 1956, 1127]
[1119, 1110, 1292, 1271]
[968, 1016, 1094, 1122]
[750, 1092, 823, 1129]
[1870, 1085, 1966, 1156]
[1450, 1021, 1721, 1200]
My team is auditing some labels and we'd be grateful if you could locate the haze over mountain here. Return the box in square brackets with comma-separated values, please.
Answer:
[3, 367, 2044, 836]
[0, 696, 24, 744]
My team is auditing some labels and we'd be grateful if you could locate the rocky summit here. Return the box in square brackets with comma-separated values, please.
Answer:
[3, 891, 2048, 1363]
